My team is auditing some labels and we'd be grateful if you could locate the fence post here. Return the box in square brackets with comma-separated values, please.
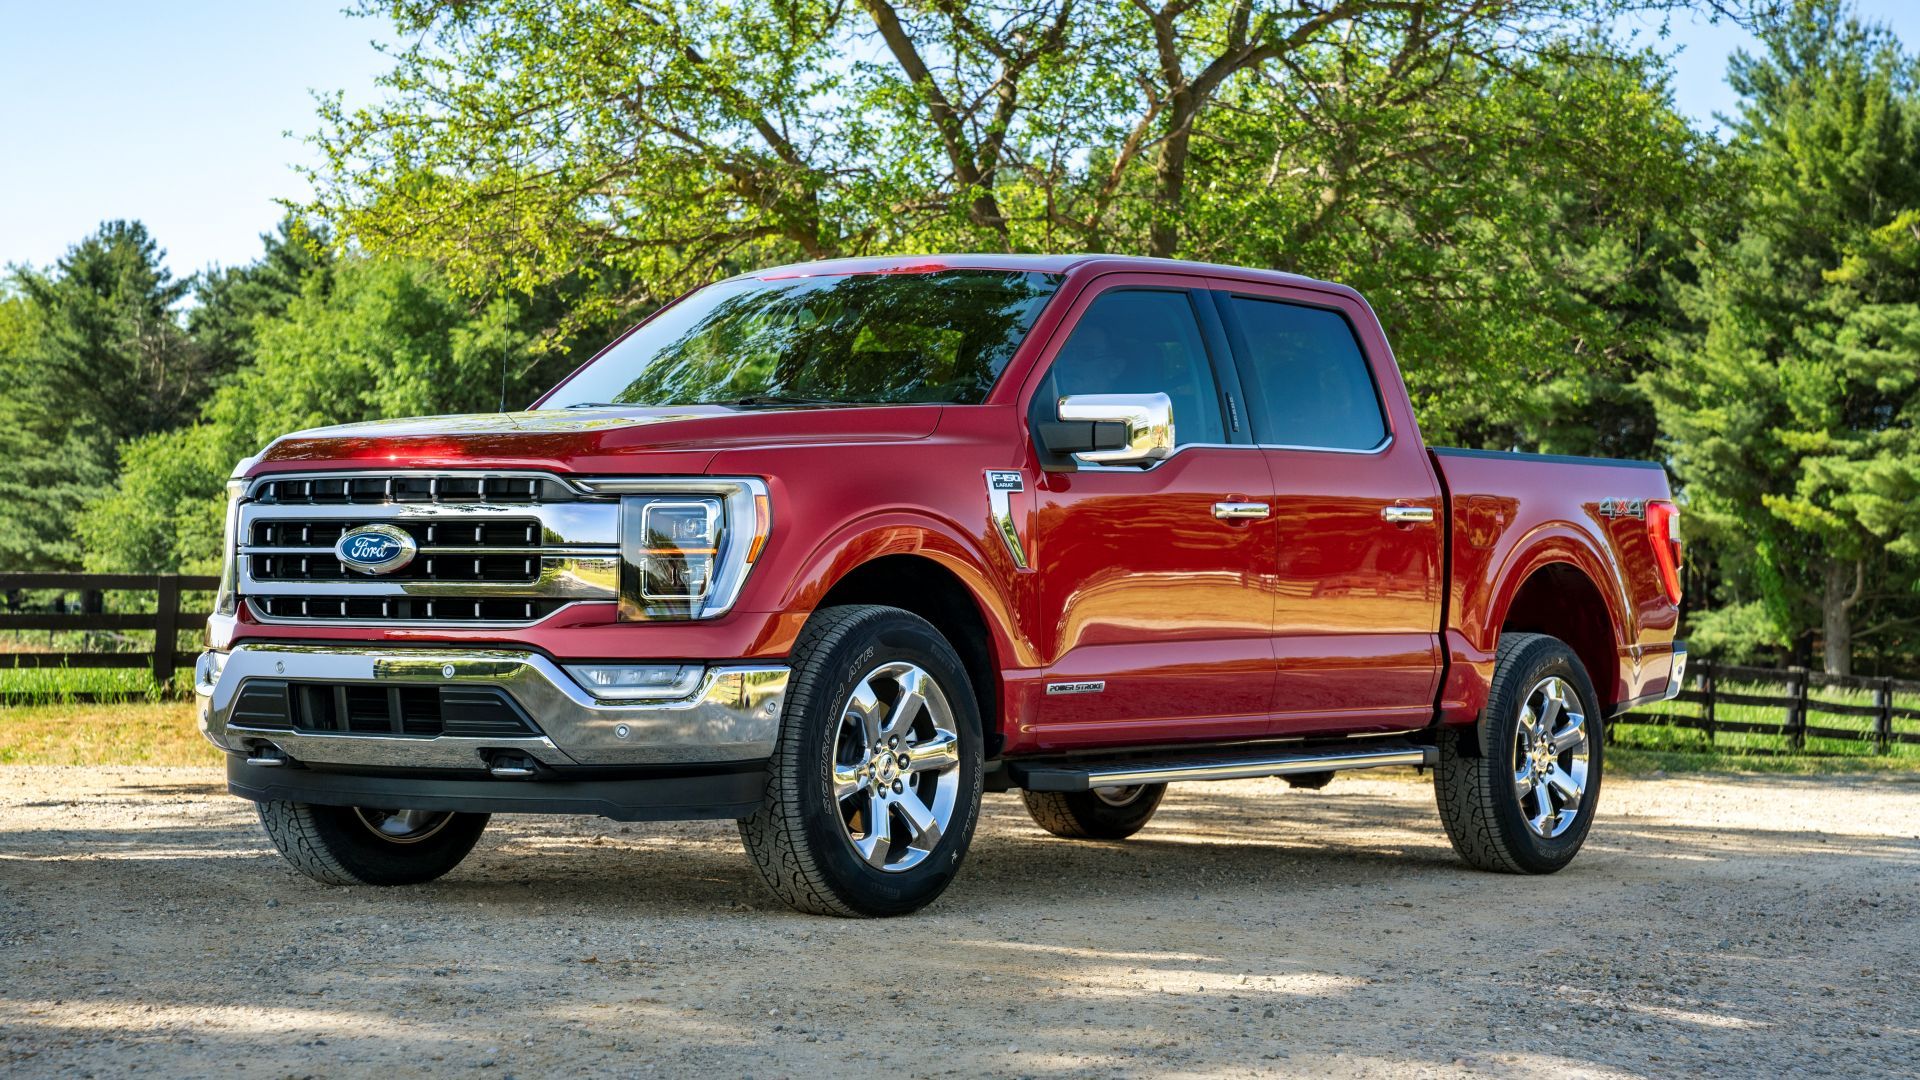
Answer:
[1701, 660, 1716, 747]
[1875, 677, 1894, 755]
[1786, 666, 1808, 752]
[152, 575, 180, 690]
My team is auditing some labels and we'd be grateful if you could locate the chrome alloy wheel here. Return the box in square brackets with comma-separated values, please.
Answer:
[830, 660, 963, 873]
[352, 807, 456, 844]
[1092, 785, 1147, 807]
[1512, 676, 1589, 838]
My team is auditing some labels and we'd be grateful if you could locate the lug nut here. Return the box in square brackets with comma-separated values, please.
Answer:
[889, 736, 898, 748]
[892, 780, 903, 794]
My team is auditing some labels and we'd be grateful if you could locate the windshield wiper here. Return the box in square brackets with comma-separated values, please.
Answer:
[562, 401, 630, 409]
[708, 394, 857, 407]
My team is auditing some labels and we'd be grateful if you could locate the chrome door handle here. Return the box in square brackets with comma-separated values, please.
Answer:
[1213, 501, 1270, 520]
[1381, 505, 1435, 524]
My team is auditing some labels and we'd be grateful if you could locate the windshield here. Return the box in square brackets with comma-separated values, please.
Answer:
[544, 269, 1062, 408]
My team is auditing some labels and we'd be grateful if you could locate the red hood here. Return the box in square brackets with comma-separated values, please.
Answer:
[251, 405, 944, 477]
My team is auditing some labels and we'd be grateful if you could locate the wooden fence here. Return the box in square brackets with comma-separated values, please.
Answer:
[1619, 659, 1920, 753]
[0, 573, 219, 690]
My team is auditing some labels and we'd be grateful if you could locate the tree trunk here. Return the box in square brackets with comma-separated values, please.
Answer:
[1821, 559, 1861, 676]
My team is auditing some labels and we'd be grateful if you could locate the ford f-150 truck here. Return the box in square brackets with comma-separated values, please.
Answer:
[196, 254, 1687, 916]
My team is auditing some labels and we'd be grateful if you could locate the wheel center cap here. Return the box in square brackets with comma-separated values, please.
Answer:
[1531, 744, 1554, 775]
[874, 754, 900, 784]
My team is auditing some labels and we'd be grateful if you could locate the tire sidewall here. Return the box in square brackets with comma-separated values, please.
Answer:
[1484, 640, 1604, 872]
[303, 805, 488, 885]
[793, 612, 983, 914]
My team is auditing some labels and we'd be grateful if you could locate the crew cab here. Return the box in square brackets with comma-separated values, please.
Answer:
[196, 254, 1687, 916]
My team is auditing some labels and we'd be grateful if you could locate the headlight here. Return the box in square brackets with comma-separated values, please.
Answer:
[213, 475, 250, 617]
[613, 479, 770, 620]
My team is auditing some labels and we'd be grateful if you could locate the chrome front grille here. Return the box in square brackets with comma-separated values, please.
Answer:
[256, 473, 575, 505]
[238, 470, 619, 627]
[249, 519, 544, 583]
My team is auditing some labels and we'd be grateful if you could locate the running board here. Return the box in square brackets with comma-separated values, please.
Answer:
[1009, 742, 1436, 792]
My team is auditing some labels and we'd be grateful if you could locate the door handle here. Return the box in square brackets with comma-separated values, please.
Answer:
[1213, 501, 1270, 520]
[1381, 505, 1435, 525]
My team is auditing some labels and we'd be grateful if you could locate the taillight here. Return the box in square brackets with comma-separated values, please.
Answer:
[1646, 500, 1683, 604]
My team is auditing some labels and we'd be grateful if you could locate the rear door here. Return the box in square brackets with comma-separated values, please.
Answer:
[1020, 275, 1278, 749]
[1210, 281, 1444, 736]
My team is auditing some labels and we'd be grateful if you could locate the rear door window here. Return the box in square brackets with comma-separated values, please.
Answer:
[1227, 297, 1387, 451]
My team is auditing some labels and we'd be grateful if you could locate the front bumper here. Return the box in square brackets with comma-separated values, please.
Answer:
[197, 643, 788, 769]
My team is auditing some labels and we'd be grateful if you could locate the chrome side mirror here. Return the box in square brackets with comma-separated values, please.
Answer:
[1052, 393, 1174, 466]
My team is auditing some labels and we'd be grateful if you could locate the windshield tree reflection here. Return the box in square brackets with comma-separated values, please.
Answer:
[547, 270, 1062, 408]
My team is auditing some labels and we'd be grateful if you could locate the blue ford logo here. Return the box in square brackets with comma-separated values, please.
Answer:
[334, 523, 418, 575]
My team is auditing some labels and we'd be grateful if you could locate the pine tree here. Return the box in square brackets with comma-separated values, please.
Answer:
[1647, 0, 1920, 674]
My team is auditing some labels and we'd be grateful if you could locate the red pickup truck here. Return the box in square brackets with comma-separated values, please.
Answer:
[196, 254, 1686, 916]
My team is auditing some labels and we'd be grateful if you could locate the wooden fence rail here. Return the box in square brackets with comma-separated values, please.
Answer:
[1620, 658, 1920, 753]
[0, 573, 219, 690]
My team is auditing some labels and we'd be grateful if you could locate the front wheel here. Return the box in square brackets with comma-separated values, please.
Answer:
[1435, 632, 1603, 874]
[257, 801, 489, 886]
[739, 605, 984, 917]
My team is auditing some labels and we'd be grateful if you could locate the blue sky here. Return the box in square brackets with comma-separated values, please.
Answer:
[4, 1, 1919, 278]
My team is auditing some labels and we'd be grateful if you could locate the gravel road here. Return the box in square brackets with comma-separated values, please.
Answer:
[3, 765, 1917, 1078]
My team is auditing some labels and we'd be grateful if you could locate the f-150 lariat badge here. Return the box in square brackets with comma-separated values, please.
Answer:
[985, 470, 1028, 570]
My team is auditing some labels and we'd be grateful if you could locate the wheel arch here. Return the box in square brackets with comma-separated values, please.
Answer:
[780, 518, 1028, 754]
[1493, 554, 1624, 709]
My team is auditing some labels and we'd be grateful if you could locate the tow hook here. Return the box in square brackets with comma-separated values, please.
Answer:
[488, 753, 539, 778]
[245, 746, 290, 768]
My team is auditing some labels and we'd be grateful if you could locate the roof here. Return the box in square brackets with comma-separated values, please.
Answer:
[741, 253, 1354, 297]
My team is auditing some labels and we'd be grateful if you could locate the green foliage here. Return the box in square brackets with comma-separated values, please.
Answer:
[0, 222, 204, 569]
[79, 254, 607, 574]
[1647, 0, 1920, 673]
[307, 0, 1717, 431]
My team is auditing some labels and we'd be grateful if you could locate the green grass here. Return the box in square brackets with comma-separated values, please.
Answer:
[1619, 675, 1920, 761]
[0, 700, 212, 765]
[0, 665, 181, 704]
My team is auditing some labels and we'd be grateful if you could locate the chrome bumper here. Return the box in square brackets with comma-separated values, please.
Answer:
[196, 644, 787, 768]
[1664, 640, 1689, 700]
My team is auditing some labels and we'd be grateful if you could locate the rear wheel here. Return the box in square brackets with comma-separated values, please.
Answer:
[739, 605, 983, 917]
[257, 801, 489, 886]
[1435, 632, 1603, 874]
[1021, 783, 1167, 839]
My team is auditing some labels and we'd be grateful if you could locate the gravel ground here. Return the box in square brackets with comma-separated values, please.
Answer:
[2, 765, 1917, 1078]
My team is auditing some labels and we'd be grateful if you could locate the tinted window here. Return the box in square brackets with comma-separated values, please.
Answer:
[546, 270, 1060, 407]
[1231, 298, 1387, 450]
[1038, 290, 1225, 446]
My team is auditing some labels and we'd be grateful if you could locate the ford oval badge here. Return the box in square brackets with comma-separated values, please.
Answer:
[334, 523, 417, 575]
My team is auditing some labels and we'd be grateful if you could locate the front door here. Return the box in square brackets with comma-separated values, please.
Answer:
[1021, 278, 1277, 750]
[1211, 283, 1444, 735]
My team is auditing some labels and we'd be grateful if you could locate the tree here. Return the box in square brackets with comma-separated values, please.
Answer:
[79, 256, 588, 572]
[1647, 0, 1920, 674]
[308, 0, 1735, 346]
[0, 223, 213, 569]
[10, 222, 215, 451]
[189, 217, 336, 378]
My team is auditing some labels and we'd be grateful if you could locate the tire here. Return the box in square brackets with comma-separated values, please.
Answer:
[1435, 632, 1604, 874]
[257, 801, 489, 886]
[1021, 783, 1166, 839]
[739, 605, 984, 917]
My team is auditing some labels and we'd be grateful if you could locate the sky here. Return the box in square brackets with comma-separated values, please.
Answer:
[4, 2, 1920, 279]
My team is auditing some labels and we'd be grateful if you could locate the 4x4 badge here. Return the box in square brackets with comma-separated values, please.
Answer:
[1598, 498, 1647, 520]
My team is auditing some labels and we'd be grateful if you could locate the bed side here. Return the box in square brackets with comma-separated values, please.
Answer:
[1432, 448, 1683, 723]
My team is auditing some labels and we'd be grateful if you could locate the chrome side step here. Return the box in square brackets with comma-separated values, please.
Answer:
[1011, 742, 1436, 792]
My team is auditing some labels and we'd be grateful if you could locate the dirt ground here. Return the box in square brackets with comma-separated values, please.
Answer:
[2, 766, 1916, 1079]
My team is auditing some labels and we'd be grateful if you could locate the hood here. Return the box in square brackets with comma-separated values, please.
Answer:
[252, 404, 944, 477]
